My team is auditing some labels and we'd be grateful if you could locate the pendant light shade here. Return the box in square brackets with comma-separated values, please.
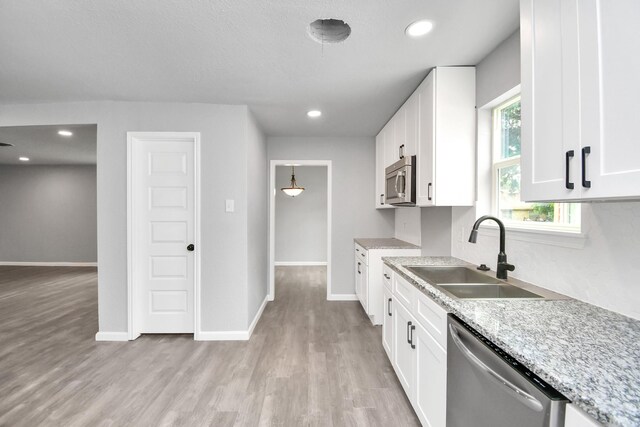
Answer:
[281, 166, 305, 197]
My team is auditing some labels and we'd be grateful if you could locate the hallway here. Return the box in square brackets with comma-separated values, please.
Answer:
[0, 265, 418, 426]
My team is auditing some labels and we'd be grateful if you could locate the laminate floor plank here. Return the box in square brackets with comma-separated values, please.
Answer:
[0, 265, 419, 426]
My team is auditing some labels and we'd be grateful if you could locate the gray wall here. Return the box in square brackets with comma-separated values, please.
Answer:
[0, 101, 262, 333]
[476, 30, 521, 107]
[275, 166, 327, 263]
[0, 165, 97, 262]
[246, 112, 268, 325]
[267, 137, 395, 296]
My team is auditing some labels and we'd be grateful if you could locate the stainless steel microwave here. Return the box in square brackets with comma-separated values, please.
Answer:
[385, 156, 416, 206]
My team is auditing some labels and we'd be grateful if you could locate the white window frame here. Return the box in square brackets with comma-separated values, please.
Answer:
[490, 95, 582, 234]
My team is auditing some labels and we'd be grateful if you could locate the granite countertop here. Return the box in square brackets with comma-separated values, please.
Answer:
[382, 256, 640, 427]
[354, 238, 420, 250]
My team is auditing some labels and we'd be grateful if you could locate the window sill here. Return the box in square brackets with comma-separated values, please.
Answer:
[478, 223, 587, 249]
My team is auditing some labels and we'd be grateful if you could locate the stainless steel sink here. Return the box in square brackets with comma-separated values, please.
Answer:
[405, 266, 543, 300]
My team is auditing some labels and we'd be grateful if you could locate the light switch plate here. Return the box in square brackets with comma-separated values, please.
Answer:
[225, 199, 235, 212]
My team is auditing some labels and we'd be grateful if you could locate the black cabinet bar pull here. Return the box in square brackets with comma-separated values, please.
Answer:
[384, 274, 391, 280]
[407, 321, 412, 344]
[388, 298, 392, 316]
[357, 262, 361, 274]
[410, 324, 416, 349]
[582, 146, 591, 188]
[565, 150, 575, 189]
[380, 194, 384, 205]
[427, 182, 432, 201]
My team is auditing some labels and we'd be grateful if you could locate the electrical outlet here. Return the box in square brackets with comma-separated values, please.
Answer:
[225, 199, 235, 213]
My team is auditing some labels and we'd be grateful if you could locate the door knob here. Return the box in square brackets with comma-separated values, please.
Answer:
[187, 244, 195, 252]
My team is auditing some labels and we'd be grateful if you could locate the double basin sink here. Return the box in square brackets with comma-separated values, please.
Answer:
[405, 266, 544, 300]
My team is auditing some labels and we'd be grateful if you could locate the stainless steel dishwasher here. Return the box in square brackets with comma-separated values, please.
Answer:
[446, 314, 569, 427]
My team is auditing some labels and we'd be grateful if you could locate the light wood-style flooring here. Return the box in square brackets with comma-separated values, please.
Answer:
[0, 265, 419, 426]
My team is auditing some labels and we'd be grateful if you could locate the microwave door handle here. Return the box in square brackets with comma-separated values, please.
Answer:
[397, 171, 406, 197]
[448, 324, 544, 412]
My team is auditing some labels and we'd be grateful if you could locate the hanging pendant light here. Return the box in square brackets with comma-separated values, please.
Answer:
[281, 165, 305, 197]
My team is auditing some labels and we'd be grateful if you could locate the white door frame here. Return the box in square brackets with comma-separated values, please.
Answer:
[127, 132, 202, 340]
[269, 160, 332, 301]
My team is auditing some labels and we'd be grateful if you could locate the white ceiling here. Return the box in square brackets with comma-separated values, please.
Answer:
[0, 125, 96, 165]
[0, 0, 519, 137]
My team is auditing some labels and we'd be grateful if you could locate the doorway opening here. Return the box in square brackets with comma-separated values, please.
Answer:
[0, 123, 98, 337]
[269, 160, 332, 301]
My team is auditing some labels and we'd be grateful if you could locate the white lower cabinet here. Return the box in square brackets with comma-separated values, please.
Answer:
[354, 243, 420, 325]
[382, 285, 393, 361]
[414, 321, 447, 427]
[393, 298, 417, 399]
[386, 266, 448, 427]
[564, 404, 602, 427]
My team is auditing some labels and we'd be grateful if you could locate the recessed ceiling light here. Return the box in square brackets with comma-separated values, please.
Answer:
[58, 130, 73, 136]
[307, 110, 322, 118]
[19, 157, 30, 162]
[405, 20, 434, 38]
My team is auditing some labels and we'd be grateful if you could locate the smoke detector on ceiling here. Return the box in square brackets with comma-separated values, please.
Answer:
[308, 19, 351, 44]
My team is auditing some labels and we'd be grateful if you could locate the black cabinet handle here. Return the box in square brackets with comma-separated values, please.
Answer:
[384, 274, 391, 280]
[187, 244, 195, 251]
[565, 150, 575, 189]
[388, 298, 392, 316]
[410, 323, 416, 349]
[407, 321, 412, 344]
[380, 194, 384, 205]
[399, 144, 405, 159]
[427, 182, 432, 201]
[356, 248, 359, 252]
[357, 262, 361, 274]
[582, 146, 591, 188]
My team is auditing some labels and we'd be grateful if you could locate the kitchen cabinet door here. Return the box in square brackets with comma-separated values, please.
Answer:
[384, 120, 396, 170]
[520, 0, 581, 202]
[394, 106, 406, 161]
[393, 299, 416, 401]
[416, 67, 475, 207]
[382, 286, 393, 361]
[577, 0, 640, 199]
[354, 255, 362, 300]
[564, 404, 600, 427]
[404, 93, 418, 158]
[416, 71, 435, 206]
[375, 131, 393, 209]
[414, 321, 447, 427]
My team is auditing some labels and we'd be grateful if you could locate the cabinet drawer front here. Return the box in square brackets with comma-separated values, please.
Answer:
[354, 243, 368, 265]
[415, 291, 448, 350]
[383, 264, 393, 290]
[394, 274, 416, 311]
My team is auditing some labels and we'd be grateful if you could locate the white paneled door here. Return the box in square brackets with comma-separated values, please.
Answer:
[128, 132, 199, 337]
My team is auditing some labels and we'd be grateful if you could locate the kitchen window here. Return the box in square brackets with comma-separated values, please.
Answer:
[491, 95, 581, 232]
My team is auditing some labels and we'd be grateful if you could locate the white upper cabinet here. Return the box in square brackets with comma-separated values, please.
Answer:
[416, 67, 476, 207]
[375, 66, 476, 208]
[521, 0, 640, 202]
[404, 93, 419, 158]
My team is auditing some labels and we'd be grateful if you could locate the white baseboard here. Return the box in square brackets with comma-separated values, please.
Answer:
[95, 331, 129, 341]
[274, 261, 327, 266]
[0, 261, 98, 267]
[327, 293, 358, 301]
[197, 295, 269, 341]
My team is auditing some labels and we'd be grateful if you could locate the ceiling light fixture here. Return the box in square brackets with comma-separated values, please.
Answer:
[58, 130, 73, 136]
[19, 157, 30, 162]
[307, 110, 322, 118]
[281, 166, 305, 197]
[405, 20, 434, 38]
